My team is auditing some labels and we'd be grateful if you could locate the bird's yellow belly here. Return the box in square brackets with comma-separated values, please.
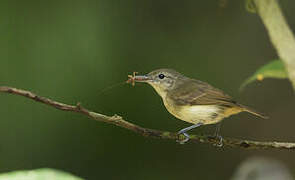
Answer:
[164, 101, 223, 124]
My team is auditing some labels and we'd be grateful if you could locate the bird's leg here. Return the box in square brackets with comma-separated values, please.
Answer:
[177, 123, 203, 144]
[214, 122, 222, 137]
[213, 122, 223, 147]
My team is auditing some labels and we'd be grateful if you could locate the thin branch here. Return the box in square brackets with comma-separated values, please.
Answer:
[254, 0, 295, 89]
[0, 86, 294, 150]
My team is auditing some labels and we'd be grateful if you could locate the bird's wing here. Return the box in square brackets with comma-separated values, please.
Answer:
[168, 79, 236, 106]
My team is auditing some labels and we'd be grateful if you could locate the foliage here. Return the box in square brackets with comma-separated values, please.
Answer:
[240, 60, 288, 90]
[0, 168, 83, 180]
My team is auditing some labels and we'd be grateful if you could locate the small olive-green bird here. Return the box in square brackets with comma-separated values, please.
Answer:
[131, 69, 267, 144]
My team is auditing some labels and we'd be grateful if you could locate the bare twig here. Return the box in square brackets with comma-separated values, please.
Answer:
[0, 86, 295, 150]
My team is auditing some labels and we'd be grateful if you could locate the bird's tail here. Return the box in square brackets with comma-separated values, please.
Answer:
[238, 104, 269, 119]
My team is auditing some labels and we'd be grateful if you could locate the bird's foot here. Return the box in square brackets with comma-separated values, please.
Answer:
[177, 132, 190, 144]
[176, 123, 203, 144]
[212, 135, 223, 147]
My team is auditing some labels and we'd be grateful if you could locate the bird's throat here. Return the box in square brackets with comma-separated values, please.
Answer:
[148, 83, 168, 99]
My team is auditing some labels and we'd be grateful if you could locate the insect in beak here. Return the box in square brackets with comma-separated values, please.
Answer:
[127, 72, 150, 86]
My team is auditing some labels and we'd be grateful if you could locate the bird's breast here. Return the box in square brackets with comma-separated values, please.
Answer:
[163, 98, 223, 124]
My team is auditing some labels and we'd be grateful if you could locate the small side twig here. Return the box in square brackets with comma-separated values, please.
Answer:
[0, 86, 295, 150]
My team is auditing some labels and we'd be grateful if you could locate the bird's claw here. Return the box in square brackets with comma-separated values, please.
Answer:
[213, 135, 223, 147]
[177, 132, 190, 144]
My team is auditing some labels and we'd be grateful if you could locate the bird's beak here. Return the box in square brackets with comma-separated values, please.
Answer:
[127, 72, 152, 86]
[133, 75, 151, 82]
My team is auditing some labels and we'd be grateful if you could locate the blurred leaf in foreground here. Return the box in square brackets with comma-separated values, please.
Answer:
[240, 60, 288, 90]
[231, 157, 293, 180]
[0, 168, 83, 180]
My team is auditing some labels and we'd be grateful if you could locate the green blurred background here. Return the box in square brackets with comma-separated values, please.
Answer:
[1, 0, 295, 179]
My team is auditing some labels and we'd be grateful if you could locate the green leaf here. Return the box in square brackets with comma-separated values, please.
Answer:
[0, 168, 83, 180]
[240, 60, 288, 90]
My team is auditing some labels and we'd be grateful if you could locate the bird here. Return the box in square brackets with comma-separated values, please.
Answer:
[128, 69, 267, 144]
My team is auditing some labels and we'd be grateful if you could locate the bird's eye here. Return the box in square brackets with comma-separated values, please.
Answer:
[158, 74, 165, 79]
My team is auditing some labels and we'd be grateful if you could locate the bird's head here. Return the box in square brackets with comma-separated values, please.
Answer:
[133, 69, 186, 98]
